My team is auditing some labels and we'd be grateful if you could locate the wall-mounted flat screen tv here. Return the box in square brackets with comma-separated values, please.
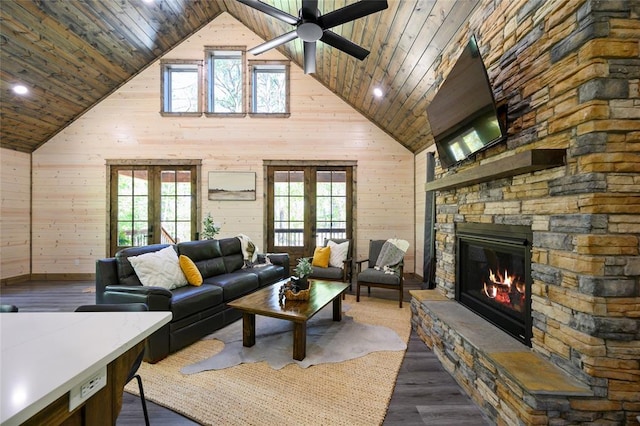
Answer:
[427, 35, 505, 169]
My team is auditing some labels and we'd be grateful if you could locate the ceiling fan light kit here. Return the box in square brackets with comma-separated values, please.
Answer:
[238, 0, 388, 74]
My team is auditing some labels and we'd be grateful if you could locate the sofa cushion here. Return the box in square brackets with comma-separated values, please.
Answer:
[254, 265, 286, 286]
[204, 271, 258, 301]
[170, 284, 224, 322]
[219, 237, 245, 272]
[242, 264, 286, 287]
[115, 244, 172, 287]
[177, 240, 226, 279]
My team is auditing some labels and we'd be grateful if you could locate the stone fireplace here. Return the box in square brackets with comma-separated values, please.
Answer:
[456, 223, 532, 346]
[410, 0, 638, 424]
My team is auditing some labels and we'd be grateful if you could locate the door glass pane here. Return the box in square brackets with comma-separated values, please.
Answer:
[159, 169, 192, 244]
[118, 222, 132, 246]
[177, 171, 191, 194]
[176, 222, 191, 244]
[117, 169, 149, 247]
[273, 171, 304, 247]
[316, 171, 347, 244]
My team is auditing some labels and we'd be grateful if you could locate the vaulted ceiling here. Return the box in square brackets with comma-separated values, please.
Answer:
[0, 0, 479, 154]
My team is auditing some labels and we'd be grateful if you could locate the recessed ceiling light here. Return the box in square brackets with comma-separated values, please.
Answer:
[373, 87, 383, 98]
[13, 85, 28, 95]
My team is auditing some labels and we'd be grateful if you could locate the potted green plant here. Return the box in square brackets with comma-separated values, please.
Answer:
[201, 213, 220, 240]
[293, 257, 313, 290]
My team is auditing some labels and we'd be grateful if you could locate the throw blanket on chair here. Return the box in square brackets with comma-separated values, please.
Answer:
[375, 239, 409, 275]
[236, 234, 259, 266]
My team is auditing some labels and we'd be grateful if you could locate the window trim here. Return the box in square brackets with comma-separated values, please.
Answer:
[249, 60, 291, 118]
[204, 46, 246, 117]
[160, 59, 203, 117]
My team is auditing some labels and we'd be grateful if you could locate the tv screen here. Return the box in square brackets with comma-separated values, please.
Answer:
[427, 36, 505, 169]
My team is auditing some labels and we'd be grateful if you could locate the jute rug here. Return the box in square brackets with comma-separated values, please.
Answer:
[126, 295, 411, 425]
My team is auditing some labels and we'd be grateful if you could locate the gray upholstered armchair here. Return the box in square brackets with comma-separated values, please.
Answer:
[308, 238, 353, 288]
[356, 239, 405, 308]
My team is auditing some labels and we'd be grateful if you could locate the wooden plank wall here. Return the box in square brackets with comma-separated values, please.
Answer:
[24, 12, 416, 279]
[1, 148, 30, 281]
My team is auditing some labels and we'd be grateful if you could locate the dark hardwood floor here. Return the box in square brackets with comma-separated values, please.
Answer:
[1, 277, 488, 425]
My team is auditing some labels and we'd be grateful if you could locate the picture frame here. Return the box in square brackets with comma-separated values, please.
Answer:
[208, 171, 256, 201]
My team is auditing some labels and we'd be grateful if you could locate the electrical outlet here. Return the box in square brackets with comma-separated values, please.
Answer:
[69, 366, 107, 411]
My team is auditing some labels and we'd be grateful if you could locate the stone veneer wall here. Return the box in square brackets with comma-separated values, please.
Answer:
[423, 0, 639, 423]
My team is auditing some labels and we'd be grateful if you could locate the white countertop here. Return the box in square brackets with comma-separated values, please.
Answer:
[0, 311, 172, 426]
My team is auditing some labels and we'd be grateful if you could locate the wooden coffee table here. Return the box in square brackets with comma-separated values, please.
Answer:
[227, 279, 350, 361]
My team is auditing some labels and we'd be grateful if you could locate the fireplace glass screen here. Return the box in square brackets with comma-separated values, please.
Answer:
[456, 224, 532, 346]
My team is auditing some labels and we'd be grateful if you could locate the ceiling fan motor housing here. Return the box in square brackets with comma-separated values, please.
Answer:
[297, 21, 323, 42]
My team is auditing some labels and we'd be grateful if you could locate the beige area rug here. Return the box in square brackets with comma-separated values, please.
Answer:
[126, 294, 411, 425]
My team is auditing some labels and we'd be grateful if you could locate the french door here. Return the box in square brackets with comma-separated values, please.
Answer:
[266, 165, 353, 268]
[109, 164, 198, 256]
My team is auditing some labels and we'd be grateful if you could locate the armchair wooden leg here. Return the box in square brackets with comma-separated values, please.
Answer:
[356, 281, 360, 302]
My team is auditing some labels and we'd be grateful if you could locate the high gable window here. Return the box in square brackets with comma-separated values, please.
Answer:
[249, 61, 290, 117]
[206, 48, 245, 116]
[161, 60, 202, 116]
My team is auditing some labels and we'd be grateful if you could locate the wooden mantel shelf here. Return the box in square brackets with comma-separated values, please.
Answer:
[424, 149, 566, 192]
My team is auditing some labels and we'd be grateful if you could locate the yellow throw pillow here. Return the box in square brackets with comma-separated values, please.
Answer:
[179, 255, 203, 286]
[311, 246, 331, 268]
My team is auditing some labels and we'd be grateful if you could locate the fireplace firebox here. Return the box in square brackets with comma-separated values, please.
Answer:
[456, 223, 532, 346]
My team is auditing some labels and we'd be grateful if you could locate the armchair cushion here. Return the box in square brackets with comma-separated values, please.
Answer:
[357, 267, 401, 285]
[328, 240, 349, 268]
[308, 266, 345, 281]
[128, 246, 188, 290]
[311, 246, 331, 268]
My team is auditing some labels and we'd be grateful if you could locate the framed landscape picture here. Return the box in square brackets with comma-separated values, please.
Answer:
[208, 171, 256, 201]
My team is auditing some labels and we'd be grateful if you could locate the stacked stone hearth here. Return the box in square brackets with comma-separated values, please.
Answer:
[412, 0, 639, 424]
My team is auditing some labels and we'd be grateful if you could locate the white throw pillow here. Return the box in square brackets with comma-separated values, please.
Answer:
[128, 246, 188, 290]
[328, 240, 349, 269]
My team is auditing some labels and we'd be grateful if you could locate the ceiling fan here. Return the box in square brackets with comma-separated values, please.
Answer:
[237, 0, 388, 74]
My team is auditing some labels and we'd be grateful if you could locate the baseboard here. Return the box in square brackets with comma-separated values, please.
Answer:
[2, 273, 95, 286]
[30, 273, 95, 281]
[0, 274, 31, 286]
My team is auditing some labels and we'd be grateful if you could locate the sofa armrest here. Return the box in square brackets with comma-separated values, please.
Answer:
[263, 253, 290, 277]
[95, 258, 118, 304]
[103, 285, 172, 311]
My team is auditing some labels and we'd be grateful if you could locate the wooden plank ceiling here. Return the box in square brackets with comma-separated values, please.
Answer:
[0, 0, 479, 154]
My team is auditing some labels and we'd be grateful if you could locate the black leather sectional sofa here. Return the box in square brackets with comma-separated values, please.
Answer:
[95, 237, 289, 362]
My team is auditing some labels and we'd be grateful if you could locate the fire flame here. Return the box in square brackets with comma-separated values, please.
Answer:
[482, 268, 525, 311]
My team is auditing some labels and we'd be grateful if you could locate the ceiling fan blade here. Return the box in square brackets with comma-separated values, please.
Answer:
[236, 0, 298, 25]
[320, 31, 370, 60]
[320, 0, 388, 29]
[301, 0, 319, 19]
[248, 30, 299, 55]
[303, 41, 317, 74]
